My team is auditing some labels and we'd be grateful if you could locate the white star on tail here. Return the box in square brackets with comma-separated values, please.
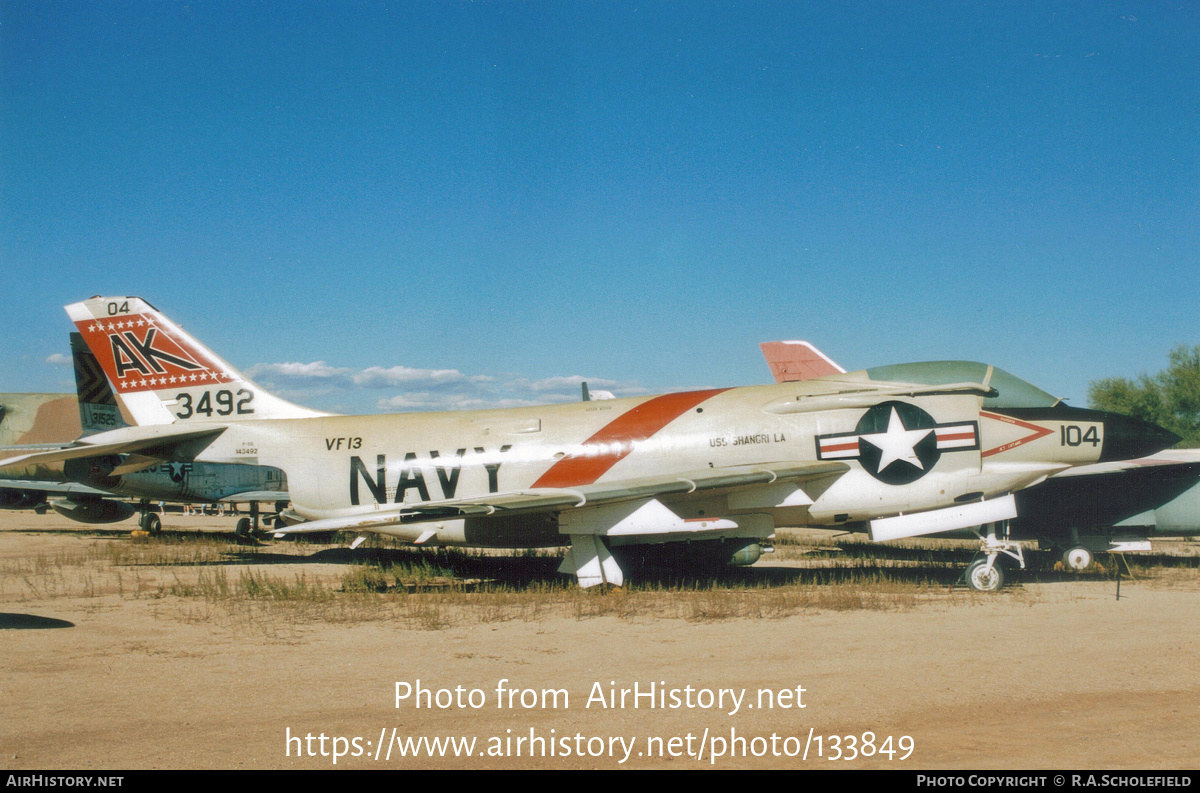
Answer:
[860, 407, 933, 471]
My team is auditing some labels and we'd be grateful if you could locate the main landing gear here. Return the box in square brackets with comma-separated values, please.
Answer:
[136, 500, 162, 534]
[964, 521, 1024, 592]
[234, 502, 263, 539]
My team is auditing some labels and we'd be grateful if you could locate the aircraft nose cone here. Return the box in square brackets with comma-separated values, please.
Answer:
[1099, 412, 1180, 462]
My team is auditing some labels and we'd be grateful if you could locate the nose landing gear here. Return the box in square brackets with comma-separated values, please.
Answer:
[964, 521, 1025, 592]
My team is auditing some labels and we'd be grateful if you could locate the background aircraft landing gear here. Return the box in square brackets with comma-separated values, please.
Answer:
[1062, 546, 1094, 571]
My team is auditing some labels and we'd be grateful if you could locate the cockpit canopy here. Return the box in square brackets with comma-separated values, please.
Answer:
[863, 361, 1061, 409]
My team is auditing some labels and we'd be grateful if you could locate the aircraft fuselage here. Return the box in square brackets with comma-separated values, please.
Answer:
[177, 383, 1157, 547]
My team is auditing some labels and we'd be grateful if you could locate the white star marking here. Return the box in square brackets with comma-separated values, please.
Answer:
[859, 407, 934, 471]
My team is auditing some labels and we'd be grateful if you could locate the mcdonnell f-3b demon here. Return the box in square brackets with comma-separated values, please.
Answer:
[0, 296, 1178, 590]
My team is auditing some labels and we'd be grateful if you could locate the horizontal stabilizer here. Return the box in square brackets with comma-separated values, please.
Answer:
[217, 490, 290, 503]
[0, 425, 226, 474]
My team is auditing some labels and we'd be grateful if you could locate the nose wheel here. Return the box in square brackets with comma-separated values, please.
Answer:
[964, 521, 1024, 592]
[965, 558, 1005, 591]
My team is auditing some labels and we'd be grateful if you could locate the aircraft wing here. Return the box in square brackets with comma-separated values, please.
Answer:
[272, 459, 850, 535]
[1046, 450, 1200, 479]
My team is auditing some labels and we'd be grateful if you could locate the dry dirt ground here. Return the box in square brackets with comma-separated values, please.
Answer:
[1, 510, 1198, 770]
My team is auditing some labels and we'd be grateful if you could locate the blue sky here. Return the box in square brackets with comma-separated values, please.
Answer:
[2, 1, 1196, 414]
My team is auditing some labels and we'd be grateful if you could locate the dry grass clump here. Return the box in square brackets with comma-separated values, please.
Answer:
[8, 527, 1197, 635]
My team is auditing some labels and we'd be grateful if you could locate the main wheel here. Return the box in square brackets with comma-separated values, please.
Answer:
[1063, 546, 1093, 571]
[966, 559, 1005, 591]
[145, 513, 161, 534]
[235, 517, 252, 537]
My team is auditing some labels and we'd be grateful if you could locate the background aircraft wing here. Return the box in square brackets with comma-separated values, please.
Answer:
[273, 459, 850, 535]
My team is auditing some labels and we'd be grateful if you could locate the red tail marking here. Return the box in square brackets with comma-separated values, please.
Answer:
[74, 314, 233, 393]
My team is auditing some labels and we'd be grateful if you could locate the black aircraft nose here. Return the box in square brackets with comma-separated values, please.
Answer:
[1099, 412, 1180, 462]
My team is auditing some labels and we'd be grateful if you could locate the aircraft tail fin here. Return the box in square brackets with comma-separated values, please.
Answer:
[65, 296, 330, 426]
[70, 332, 128, 435]
[760, 340, 846, 383]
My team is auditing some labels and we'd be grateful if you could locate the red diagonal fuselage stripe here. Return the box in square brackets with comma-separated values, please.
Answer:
[531, 389, 730, 488]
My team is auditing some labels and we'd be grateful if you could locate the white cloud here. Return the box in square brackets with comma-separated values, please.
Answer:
[375, 393, 543, 412]
[45, 353, 71, 366]
[351, 365, 465, 387]
[247, 361, 350, 379]
[242, 358, 651, 413]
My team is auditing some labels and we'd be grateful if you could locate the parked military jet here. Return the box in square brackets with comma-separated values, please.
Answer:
[761, 340, 1200, 586]
[0, 333, 288, 534]
[0, 297, 1178, 589]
